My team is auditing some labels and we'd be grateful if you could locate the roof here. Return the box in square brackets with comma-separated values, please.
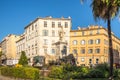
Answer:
[24, 16, 71, 29]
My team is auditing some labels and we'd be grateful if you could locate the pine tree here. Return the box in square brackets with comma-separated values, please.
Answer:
[19, 51, 28, 66]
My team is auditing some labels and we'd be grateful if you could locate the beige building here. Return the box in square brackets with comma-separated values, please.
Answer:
[16, 34, 25, 59]
[70, 26, 120, 67]
[1, 34, 20, 60]
[17, 16, 71, 63]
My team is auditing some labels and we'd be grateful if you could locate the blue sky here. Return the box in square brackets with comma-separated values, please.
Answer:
[0, 0, 120, 41]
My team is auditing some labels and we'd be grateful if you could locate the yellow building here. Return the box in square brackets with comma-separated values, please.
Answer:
[70, 26, 120, 67]
[1, 34, 20, 60]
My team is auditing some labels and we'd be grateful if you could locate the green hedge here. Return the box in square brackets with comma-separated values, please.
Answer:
[48, 66, 64, 79]
[0, 67, 40, 80]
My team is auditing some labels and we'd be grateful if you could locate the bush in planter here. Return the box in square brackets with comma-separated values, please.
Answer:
[1, 67, 40, 80]
[78, 66, 89, 78]
[48, 66, 63, 79]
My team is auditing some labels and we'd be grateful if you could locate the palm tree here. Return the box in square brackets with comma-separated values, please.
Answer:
[81, 0, 120, 79]
[91, 0, 119, 79]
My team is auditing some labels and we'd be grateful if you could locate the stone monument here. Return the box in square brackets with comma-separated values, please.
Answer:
[54, 26, 67, 60]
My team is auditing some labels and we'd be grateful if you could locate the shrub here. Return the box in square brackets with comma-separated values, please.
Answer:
[88, 69, 104, 78]
[114, 69, 120, 78]
[18, 51, 28, 66]
[63, 64, 90, 79]
[78, 66, 89, 78]
[94, 63, 109, 78]
[48, 66, 63, 79]
[0, 67, 40, 80]
[95, 63, 109, 72]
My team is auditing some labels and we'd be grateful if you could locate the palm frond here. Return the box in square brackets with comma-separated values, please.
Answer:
[91, 0, 119, 21]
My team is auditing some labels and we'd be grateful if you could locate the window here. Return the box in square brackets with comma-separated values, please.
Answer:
[116, 45, 119, 51]
[44, 21, 47, 27]
[104, 49, 108, 54]
[82, 31, 84, 36]
[52, 30, 55, 37]
[95, 48, 100, 53]
[58, 22, 61, 28]
[90, 31, 93, 35]
[89, 59, 92, 64]
[73, 49, 77, 54]
[42, 30, 48, 36]
[44, 48, 47, 53]
[81, 48, 85, 54]
[51, 49, 55, 54]
[35, 24, 37, 27]
[29, 27, 30, 33]
[74, 32, 77, 36]
[35, 47, 37, 54]
[88, 39, 93, 44]
[96, 39, 100, 44]
[44, 39, 48, 45]
[97, 29, 100, 34]
[81, 58, 85, 62]
[52, 22, 55, 28]
[96, 59, 99, 64]
[65, 22, 68, 28]
[81, 40, 85, 45]
[73, 40, 77, 45]
[32, 25, 34, 30]
[88, 49, 93, 53]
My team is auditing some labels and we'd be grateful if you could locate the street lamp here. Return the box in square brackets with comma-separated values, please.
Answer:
[92, 53, 94, 67]
[73, 49, 78, 65]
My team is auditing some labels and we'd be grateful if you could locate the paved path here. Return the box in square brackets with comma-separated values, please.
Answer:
[0, 75, 25, 80]
[0, 75, 13, 80]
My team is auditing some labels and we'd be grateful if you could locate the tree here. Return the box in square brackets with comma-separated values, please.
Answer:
[81, 0, 120, 79]
[18, 51, 28, 66]
[91, 0, 120, 79]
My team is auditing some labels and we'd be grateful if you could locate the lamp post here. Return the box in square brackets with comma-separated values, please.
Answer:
[92, 53, 94, 67]
[73, 49, 78, 65]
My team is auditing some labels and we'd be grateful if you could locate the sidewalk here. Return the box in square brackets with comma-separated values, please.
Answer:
[0, 75, 25, 80]
[0, 75, 13, 80]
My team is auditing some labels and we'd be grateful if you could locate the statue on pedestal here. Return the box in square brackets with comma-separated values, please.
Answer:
[58, 26, 64, 42]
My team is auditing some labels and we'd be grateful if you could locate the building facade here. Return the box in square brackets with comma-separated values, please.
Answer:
[70, 26, 120, 67]
[1, 34, 20, 60]
[17, 16, 71, 64]
[16, 34, 25, 59]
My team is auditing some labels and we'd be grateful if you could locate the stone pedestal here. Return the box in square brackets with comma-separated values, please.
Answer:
[54, 41, 67, 59]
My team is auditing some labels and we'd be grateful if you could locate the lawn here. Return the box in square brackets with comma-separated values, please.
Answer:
[78, 78, 118, 80]
[40, 77, 119, 80]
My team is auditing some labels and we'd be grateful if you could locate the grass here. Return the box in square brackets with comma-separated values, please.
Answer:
[39, 78, 119, 80]
[78, 78, 119, 80]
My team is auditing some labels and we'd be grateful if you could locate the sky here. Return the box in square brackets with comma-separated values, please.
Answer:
[0, 0, 120, 41]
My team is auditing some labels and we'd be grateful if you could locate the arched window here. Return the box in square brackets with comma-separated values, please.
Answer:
[88, 39, 93, 44]
[73, 40, 77, 45]
[81, 40, 85, 45]
[96, 39, 100, 44]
